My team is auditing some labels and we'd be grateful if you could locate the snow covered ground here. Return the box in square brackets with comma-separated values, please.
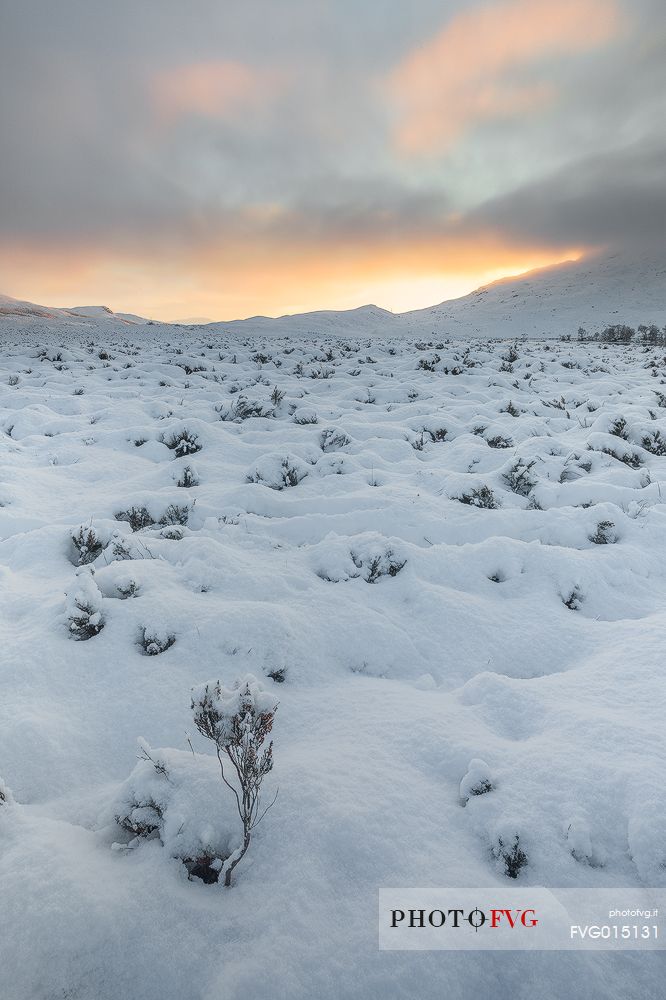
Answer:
[1, 325, 666, 999]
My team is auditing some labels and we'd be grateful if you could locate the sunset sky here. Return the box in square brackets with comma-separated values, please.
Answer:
[0, 0, 663, 321]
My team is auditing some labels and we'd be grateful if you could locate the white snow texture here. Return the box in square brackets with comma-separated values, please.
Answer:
[1, 306, 666, 1000]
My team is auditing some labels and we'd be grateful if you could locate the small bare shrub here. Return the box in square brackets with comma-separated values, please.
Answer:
[600, 446, 642, 469]
[320, 428, 351, 452]
[563, 586, 583, 611]
[590, 520, 617, 545]
[71, 525, 104, 565]
[416, 354, 440, 372]
[495, 835, 528, 879]
[504, 458, 537, 497]
[177, 465, 199, 488]
[293, 408, 318, 425]
[266, 667, 287, 684]
[220, 397, 274, 422]
[641, 431, 666, 456]
[351, 548, 406, 583]
[164, 429, 201, 457]
[609, 417, 628, 440]
[456, 486, 499, 509]
[115, 506, 155, 531]
[192, 675, 279, 887]
[66, 572, 105, 640]
[160, 503, 190, 527]
[139, 628, 175, 656]
[487, 435, 512, 449]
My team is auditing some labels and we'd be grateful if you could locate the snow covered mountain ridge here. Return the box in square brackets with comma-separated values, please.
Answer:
[1, 249, 664, 339]
[0, 294, 148, 326]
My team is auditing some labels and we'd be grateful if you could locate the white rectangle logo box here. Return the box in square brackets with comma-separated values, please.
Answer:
[379, 888, 665, 950]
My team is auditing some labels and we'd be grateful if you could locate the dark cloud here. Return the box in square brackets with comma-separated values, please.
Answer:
[465, 139, 666, 251]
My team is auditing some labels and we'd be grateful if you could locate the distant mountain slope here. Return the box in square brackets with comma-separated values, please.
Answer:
[208, 303, 397, 337]
[0, 294, 149, 325]
[0, 293, 64, 319]
[400, 250, 666, 339]
[202, 250, 665, 338]
[1, 250, 664, 338]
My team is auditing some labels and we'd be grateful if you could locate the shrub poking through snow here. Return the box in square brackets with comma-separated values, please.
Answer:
[566, 818, 597, 867]
[191, 674, 279, 887]
[416, 354, 440, 371]
[163, 429, 201, 457]
[177, 465, 199, 488]
[460, 759, 494, 804]
[292, 407, 318, 425]
[66, 570, 105, 640]
[562, 586, 583, 611]
[116, 779, 164, 838]
[456, 485, 499, 509]
[219, 397, 274, 422]
[159, 503, 190, 527]
[320, 428, 351, 452]
[350, 546, 406, 583]
[560, 453, 592, 482]
[503, 458, 538, 497]
[486, 434, 512, 449]
[71, 524, 104, 565]
[641, 430, 666, 456]
[115, 506, 155, 531]
[609, 417, 629, 440]
[111, 538, 133, 560]
[266, 667, 287, 683]
[494, 835, 528, 879]
[589, 520, 617, 544]
[160, 526, 184, 541]
[600, 445, 643, 469]
[247, 454, 309, 490]
[109, 534, 156, 561]
[313, 533, 406, 583]
[138, 627, 175, 656]
[116, 579, 140, 599]
[113, 740, 235, 883]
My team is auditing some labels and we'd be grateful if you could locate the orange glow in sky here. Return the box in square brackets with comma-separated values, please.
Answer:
[0, 0, 632, 323]
[0, 240, 585, 321]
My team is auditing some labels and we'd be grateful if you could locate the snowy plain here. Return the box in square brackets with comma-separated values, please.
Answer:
[1, 316, 666, 999]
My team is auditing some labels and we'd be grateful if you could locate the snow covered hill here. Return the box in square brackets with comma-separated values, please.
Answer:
[69, 304, 150, 324]
[0, 294, 149, 325]
[206, 249, 666, 339]
[1, 249, 663, 340]
[401, 250, 666, 340]
[208, 303, 399, 337]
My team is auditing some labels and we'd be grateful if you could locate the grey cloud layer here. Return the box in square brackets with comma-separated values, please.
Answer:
[0, 0, 662, 254]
